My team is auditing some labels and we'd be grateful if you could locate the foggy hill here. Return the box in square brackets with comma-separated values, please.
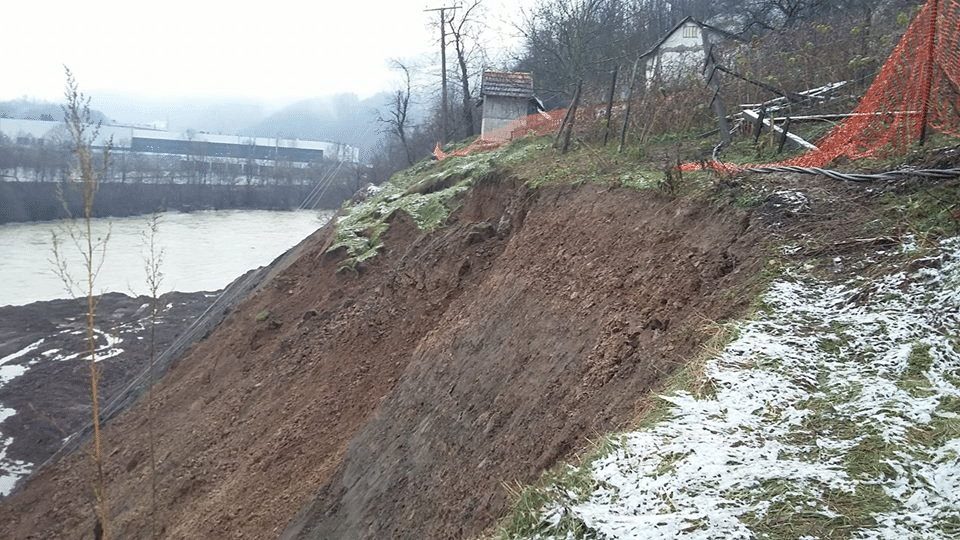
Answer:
[0, 98, 107, 124]
[238, 93, 390, 160]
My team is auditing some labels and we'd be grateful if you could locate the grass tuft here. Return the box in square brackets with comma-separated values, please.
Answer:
[328, 138, 542, 269]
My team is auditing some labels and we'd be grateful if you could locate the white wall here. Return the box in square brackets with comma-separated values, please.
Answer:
[481, 96, 528, 142]
[645, 22, 708, 85]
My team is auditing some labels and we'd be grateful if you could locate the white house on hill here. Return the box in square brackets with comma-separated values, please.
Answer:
[639, 17, 741, 86]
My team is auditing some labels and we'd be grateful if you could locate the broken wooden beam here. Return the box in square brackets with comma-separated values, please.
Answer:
[743, 108, 818, 150]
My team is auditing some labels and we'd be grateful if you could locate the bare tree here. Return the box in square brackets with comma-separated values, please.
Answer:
[140, 212, 164, 540]
[378, 61, 415, 166]
[516, 0, 632, 106]
[446, 0, 487, 140]
[51, 66, 114, 540]
[713, 0, 830, 32]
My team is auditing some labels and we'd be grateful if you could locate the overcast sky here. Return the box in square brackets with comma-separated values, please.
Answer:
[2, 0, 529, 111]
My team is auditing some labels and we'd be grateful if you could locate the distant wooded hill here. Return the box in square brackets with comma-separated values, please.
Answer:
[239, 93, 401, 162]
[0, 99, 107, 124]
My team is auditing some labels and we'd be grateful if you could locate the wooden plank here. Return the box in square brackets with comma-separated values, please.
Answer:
[755, 111, 921, 123]
[743, 108, 818, 150]
[618, 57, 640, 153]
[741, 81, 849, 109]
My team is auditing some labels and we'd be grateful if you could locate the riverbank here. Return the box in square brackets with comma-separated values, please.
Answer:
[0, 211, 330, 499]
[0, 180, 349, 224]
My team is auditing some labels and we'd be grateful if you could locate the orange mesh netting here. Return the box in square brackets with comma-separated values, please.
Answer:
[685, 0, 960, 173]
[434, 108, 567, 160]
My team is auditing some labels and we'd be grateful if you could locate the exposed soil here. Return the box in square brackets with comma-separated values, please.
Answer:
[0, 167, 936, 539]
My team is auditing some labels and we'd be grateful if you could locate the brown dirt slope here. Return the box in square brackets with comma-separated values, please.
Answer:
[280, 178, 765, 540]
[1, 172, 818, 539]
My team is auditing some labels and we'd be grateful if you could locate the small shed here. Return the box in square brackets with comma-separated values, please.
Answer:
[639, 17, 740, 85]
[479, 71, 535, 141]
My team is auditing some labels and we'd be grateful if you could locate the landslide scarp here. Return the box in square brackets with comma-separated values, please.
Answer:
[280, 176, 768, 540]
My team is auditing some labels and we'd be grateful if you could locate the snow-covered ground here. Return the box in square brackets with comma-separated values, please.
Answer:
[0, 319, 134, 497]
[528, 237, 960, 539]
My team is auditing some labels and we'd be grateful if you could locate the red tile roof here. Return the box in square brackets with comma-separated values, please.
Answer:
[481, 71, 534, 98]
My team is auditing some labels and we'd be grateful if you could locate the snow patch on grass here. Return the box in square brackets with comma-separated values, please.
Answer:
[524, 237, 960, 539]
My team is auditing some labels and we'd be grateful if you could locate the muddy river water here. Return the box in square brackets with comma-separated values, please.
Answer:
[0, 209, 333, 307]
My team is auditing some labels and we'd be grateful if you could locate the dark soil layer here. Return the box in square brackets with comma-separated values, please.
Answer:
[0, 169, 917, 539]
[280, 179, 764, 540]
[0, 291, 219, 488]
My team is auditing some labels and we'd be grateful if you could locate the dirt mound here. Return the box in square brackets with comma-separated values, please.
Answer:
[0, 171, 873, 539]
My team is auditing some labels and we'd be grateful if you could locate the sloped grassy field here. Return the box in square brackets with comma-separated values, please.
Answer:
[508, 237, 960, 540]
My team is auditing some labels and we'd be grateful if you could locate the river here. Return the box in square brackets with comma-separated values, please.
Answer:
[0, 209, 334, 307]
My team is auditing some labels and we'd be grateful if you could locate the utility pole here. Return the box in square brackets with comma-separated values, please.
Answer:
[425, 5, 455, 144]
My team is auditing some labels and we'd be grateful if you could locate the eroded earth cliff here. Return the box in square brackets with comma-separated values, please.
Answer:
[2, 144, 941, 539]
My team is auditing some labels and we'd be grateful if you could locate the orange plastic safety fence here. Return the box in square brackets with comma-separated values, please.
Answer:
[684, 0, 960, 174]
[433, 108, 567, 160]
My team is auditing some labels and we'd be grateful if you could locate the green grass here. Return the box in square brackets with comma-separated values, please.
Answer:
[509, 138, 670, 191]
[735, 397, 900, 540]
[909, 409, 960, 448]
[897, 342, 936, 397]
[881, 181, 960, 244]
[737, 482, 895, 540]
[853, 134, 960, 172]
[844, 434, 898, 481]
[494, 438, 618, 540]
[328, 139, 535, 270]
[904, 342, 933, 378]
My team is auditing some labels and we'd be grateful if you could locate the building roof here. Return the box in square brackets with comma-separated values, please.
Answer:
[480, 71, 534, 99]
[0, 118, 360, 162]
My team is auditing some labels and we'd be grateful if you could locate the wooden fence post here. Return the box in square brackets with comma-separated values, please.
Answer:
[753, 106, 767, 143]
[557, 81, 583, 154]
[703, 45, 731, 147]
[603, 66, 619, 146]
[777, 116, 792, 154]
[618, 58, 640, 153]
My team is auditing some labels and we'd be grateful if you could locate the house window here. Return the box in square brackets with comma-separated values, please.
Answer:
[683, 25, 699, 39]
